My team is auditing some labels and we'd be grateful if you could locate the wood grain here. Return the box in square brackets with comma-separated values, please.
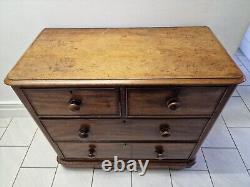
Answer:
[4, 27, 244, 168]
[42, 118, 208, 142]
[5, 27, 244, 86]
[58, 143, 130, 159]
[23, 88, 120, 116]
[127, 87, 226, 116]
[58, 142, 195, 160]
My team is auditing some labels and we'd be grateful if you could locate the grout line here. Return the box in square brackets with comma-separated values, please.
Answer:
[235, 89, 240, 96]
[50, 163, 59, 187]
[237, 54, 250, 71]
[91, 168, 95, 187]
[0, 118, 13, 140]
[234, 55, 243, 65]
[11, 128, 38, 187]
[130, 171, 133, 187]
[238, 57, 250, 71]
[236, 50, 244, 57]
[201, 147, 236, 149]
[201, 148, 215, 187]
[0, 128, 7, 140]
[221, 116, 249, 172]
[21, 166, 57, 169]
[238, 94, 250, 113]
[184, 169, 209, 171]
[0, 146, 29, 147]
[228, 127, 250, 128]
[223, 91, 250, 129]
[169, 169, 174, 187]
[237, 85, 250, 87]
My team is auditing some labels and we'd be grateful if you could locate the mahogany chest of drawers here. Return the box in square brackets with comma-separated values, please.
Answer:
[5, 27, 244, 169]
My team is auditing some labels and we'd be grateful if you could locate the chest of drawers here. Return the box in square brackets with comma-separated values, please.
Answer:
[5, 27, 244, 169]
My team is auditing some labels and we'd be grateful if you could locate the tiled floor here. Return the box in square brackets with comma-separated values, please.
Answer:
[1, 49, 250, 187]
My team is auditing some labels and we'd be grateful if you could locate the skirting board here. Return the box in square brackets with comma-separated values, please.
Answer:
[0, 102, 30, 117]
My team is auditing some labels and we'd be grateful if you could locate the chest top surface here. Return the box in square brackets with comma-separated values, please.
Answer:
[5, 27, 244, 86]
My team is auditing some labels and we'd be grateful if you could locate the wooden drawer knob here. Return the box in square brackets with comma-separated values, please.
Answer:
[166, 98, 180, 110]
[155, 145, 164, 160]
[68, 99, 82, 111]
[79, 126, 89, 138]
[159, 124, 171, 137]
[88, 145, 96, 159]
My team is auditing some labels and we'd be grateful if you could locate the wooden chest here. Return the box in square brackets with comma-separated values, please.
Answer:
[4, 27, 244, 169]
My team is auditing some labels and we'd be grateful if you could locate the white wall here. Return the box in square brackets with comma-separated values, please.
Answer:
[1, 0, 250, 104]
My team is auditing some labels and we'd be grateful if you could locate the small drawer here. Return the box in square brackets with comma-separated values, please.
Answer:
[130, 143, 195, 160]
[57, 142, 195, 160]
[58, 143, 130, 159]
[127, 87, 226, 116]
[42, 118, 208, 142]
[24, 88, 120, 116]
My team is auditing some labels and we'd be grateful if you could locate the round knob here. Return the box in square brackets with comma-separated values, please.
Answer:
[68, 99, 82, 111]
[156, 152, 164, 159]
[159, 124, 171, 137]
[166, 98, 180, 110]
[79, 126, 89, 138]
[155, 146, 164, 160]
[88, 146, 96, 159]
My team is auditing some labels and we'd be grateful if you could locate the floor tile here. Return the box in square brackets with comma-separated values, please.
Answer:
[53, 165, 93, 187]
[203, 116, 235, 148]
[0, 117, 37, 146]
[239, 66, 250, 86]
[203, 148, 250, 187]
[132, 169, 171, 187]
[22, 129, 57, 167]
[238, 55, 250, 72]
[171, 170, 213, 187]
[185, 149, 207, 170]
[230, 128, 250, 169]
[237, 86, 250, 109]
[0, 147, 27, 187]
[232, 55, 243, 66]
[222, 97, 250, 127]
[232, 89, 240, 97]
[0, 128, 6, 139]
[0, 118, 11, 127]
[92, 169, 131, 187]
[13, 168, 56, 187]
[235, 49, 244, 56]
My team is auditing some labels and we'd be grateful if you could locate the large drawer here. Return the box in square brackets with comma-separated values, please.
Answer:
[24, 88, 120, 116]
[127, 87, 226, 116]
[58, 142, 195, 160]
[42, 118, 208, 142]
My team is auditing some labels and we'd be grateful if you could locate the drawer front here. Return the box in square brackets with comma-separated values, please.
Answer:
[58, 142, 195, 160]
[24, 88, 120, 116]
[127, 87, 226, 116]
[42, 118, 208, 141]
[131, 143, 195, 160]
[58, 143, 130, 159]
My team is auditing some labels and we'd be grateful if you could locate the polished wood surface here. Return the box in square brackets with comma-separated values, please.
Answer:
[57, 156, 195, 169]
[5, 27, 244, 169]
[58, 143, 130, 159]
[58, 142, 195, 160]
[127, 87, 226, 116]
[130, 143, 195, 159]
[5, 27, 244, 86]
[42, 118, 208, 142]
[24, 88, 120, 116]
